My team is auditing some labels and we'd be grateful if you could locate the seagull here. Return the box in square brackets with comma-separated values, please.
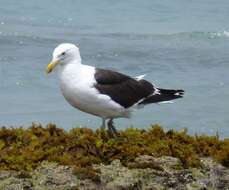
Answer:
[46, 43, 184, 135]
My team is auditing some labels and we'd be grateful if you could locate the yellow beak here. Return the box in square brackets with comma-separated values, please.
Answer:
[46, 60, 60, 74]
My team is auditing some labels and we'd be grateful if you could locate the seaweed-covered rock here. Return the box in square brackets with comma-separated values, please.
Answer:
[0, 124, 228, 170]
[0, 124, 229, 189]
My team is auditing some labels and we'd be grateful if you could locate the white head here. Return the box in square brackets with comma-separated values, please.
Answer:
[46, 43, 81, 73]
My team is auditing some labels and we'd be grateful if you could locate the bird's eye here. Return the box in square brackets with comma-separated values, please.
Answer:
[61, 52, 66, 56]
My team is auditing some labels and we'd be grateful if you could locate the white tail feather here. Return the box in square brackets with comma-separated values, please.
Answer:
[135, 74, 146, 81]
[157, 101, 174, 105]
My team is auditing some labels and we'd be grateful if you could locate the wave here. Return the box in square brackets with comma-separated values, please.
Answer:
[172, 30, 229, 39]
[85, 30, 229, 41]
[1, 30, 229, 45]
[0, 32, 62, 45]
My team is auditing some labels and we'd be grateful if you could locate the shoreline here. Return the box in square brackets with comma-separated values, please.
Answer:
[0, 123, 228, 189]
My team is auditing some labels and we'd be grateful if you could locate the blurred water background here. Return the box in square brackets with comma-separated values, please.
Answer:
[0, 0, 229, 137]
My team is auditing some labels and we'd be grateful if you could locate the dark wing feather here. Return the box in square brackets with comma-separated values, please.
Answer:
[94, 69, 155, 108]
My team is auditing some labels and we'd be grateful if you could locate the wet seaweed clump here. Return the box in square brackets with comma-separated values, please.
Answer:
[0, 123, 228, 174]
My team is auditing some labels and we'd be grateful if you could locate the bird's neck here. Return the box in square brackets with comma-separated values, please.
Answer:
[58, 61, 81, 79]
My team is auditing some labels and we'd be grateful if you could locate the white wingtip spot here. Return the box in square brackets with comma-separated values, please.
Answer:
[175, 92, 184, 96]
[153, 88, 161, 95]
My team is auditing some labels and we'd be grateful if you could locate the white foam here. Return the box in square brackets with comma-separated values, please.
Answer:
[210, 30, 229, 38]
[223, 31, 229, 37]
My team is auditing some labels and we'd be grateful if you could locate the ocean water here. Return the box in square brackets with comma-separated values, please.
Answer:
[0, 0, 229, 138]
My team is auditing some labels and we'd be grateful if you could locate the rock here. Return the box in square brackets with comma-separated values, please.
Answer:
[186, 182, 207, 190]
[32, 161, 79, 189]
[97, 160, 143, 190]
[0, 177, 33, 190]
[0, 171, 12, 181]
[212, 165, 229, 189]
[152, 156, 182, 170]
[0, 156, 228, 190]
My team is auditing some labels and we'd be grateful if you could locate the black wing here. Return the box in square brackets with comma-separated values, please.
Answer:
[94, 68, 155, 108]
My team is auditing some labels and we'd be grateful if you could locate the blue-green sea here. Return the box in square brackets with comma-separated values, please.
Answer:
[0, 0, 229, 137]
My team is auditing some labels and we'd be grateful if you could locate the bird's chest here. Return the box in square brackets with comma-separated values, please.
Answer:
[59, 68, 98, 109]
